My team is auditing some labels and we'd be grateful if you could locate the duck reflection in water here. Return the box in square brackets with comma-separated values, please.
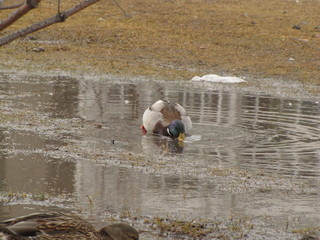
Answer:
[0, 212, 139, 240]
[142, 134, 184, 154]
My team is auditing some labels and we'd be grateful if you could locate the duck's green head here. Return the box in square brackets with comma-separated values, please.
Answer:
[168, 120, 186, 141]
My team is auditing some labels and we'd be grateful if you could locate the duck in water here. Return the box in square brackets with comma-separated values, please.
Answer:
[141, 100, 192, 141]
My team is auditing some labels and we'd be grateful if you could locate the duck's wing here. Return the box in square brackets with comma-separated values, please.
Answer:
[1, 212, 97, 238]
[143, 100, 167, 132]
[1, 212, 61, 236]
[143, 100, 192, 133]
[143, 100, 181, 132]
[162, 101, 192, 133]
[160, 101, 183, 123]
[182, 115, 192, 133]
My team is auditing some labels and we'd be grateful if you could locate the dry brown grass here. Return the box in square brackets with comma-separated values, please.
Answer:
[1, 0, 319, 84]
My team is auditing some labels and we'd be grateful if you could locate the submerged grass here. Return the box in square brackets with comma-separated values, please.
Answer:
[0, 191, 50, 203]
[153, 217, 214, 239]
[0, 0, 319, 85]
[125, 213, 296, 240]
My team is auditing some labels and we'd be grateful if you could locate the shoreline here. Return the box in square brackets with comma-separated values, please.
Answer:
[1, 0, 319, 87]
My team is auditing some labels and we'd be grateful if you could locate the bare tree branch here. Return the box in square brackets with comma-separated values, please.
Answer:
[0, 2, 24, 10]
[0, 0, 101, 46]
[0, 0, 41, 31]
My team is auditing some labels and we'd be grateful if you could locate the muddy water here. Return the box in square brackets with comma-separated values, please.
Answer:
[0, 72, 320, 239]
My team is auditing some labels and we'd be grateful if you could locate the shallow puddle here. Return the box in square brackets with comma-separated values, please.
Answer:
[0, 72, 319, 239]
[77, 76, 320, 177]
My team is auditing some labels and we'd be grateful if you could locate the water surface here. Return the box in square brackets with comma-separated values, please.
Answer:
[0, 72, 319, 239]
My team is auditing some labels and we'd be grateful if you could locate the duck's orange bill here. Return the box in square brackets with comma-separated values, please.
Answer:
[178, 133, 185, 142]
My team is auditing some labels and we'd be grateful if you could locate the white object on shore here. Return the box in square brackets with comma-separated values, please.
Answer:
[191, 74, 246, 83]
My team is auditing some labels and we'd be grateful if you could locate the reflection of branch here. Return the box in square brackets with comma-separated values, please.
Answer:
[0, 2, 24, 10]
[0, 0, 41, 31]
[0, 0, 101, 46]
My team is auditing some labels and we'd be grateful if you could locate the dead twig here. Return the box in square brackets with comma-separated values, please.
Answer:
[0, 0, 41, 31]
[57, 0, 61, 17]
[0, 0, 101, 46]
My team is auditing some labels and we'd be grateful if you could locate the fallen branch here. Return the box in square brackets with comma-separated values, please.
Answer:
[0, 0, 41, 31]
[0, 0, 101, 46]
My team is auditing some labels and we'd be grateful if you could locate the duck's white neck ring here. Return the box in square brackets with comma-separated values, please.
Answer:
[167, 128, 173, 137]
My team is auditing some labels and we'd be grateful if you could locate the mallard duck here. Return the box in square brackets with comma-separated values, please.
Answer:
[141, 100, 192, 141]
[0, 212, 139, 240]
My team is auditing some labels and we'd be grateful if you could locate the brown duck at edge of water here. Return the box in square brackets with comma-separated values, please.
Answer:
[141, 100, 192, 142]
[0, 212, 139, 240]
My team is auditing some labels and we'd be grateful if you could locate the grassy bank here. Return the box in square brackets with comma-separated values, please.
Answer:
[1, 0, 319, 84]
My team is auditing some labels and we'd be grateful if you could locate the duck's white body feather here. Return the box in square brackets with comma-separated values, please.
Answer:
[142, 100, 192, 133]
